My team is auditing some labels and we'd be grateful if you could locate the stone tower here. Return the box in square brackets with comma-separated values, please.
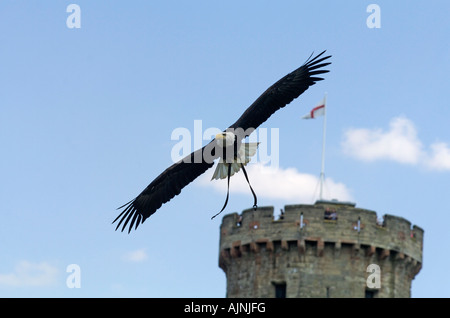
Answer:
[218, 200, 423, 298]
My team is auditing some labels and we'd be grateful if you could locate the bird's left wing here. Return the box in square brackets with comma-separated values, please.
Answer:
[113, 142, 216, 233]
[228, 51, 331, 137]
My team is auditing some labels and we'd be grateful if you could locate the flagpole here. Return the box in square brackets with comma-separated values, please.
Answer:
[319, 93, 327, 201]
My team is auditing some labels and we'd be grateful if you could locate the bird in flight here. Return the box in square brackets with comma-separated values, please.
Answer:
[113, 51, 331, 233]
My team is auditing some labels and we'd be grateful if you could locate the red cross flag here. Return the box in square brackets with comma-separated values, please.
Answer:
[302, 96, 326, 119]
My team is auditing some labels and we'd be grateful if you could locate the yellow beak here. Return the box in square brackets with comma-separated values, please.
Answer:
[215, 133, 225, 140]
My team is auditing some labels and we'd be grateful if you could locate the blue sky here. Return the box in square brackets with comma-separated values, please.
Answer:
[0, 1, 449, 297]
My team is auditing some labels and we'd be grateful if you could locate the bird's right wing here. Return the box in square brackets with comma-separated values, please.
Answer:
[113, 142, 217, 233]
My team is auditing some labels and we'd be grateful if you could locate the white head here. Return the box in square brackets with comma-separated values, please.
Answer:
[215, 131, 235, 148]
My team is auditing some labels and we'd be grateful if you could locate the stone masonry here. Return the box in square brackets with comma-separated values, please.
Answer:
[219, 200, 423, 298]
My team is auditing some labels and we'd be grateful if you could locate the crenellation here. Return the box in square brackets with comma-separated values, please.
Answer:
[219, 201, 423, 298]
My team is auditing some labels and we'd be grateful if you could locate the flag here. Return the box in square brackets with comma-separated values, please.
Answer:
[301, 94, 328, 201]
[302, 96, 326, 119]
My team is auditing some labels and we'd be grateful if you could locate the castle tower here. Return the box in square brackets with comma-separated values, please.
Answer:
[218, 200, 423, 298]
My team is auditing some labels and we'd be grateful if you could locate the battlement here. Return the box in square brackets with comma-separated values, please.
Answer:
[219, 201, 423, 271]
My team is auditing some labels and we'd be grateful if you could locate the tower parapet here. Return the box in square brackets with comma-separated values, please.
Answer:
[219, 201, 423, 298]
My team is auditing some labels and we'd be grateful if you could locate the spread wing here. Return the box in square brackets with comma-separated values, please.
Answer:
[113, 143, 216, 233]
[228, 51, 331, 137]
[114, 51, 331, 233]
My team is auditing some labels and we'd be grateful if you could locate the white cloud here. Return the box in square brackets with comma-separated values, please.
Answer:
[197, 162, 353, 203]
[425, 142, 450, 171]
[342, 117, 424, 164]
[0, 261, 59, 287]
[122, 249, 148, 262]
[342, 116, 450, 172]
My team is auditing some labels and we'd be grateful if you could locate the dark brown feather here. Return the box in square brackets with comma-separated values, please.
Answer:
[228, 50, 331, 137]
[114, 51, 331, 233]
[113, 143, 215, 233]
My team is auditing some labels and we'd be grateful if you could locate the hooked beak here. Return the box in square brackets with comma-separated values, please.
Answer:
[215, 133, 225, 140]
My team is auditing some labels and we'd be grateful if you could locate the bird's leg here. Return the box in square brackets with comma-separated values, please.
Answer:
[211, 163, 232, 220]
[240, 163, 257, 211]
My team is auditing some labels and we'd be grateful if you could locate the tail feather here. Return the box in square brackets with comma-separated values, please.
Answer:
[238, 142, 259, 164]
[211, 142, 260, 180]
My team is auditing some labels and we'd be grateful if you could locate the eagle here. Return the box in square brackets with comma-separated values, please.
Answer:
[113, 51, 331, 233]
